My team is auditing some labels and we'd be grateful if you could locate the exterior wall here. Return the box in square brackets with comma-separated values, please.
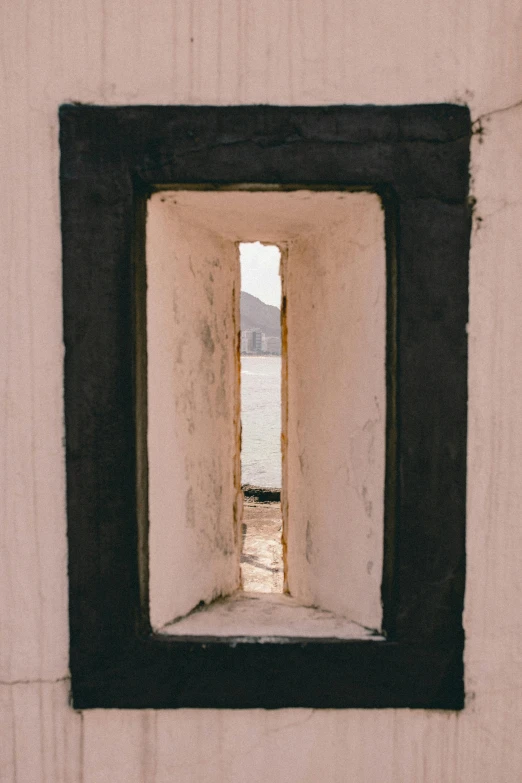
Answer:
[1, 0, 521, 780]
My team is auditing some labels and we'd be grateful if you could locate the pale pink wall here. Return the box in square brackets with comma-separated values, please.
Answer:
[1, 1, 522, 781]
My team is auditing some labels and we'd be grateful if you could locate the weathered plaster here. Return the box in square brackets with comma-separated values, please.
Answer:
[148, 190, 384, 631]
[147, 196, 242, 628]
[1, 0, 522, 779]
[159, 591, 383, 640]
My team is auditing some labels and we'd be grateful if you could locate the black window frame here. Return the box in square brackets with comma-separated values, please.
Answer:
[60, 104, 470, 709]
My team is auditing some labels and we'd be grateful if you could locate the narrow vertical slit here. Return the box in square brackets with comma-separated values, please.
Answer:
[280, 244, 289, 594]
[239, 242, 284, 593]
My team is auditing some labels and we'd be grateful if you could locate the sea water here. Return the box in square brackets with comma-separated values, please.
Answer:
[240, 355, 281, 488]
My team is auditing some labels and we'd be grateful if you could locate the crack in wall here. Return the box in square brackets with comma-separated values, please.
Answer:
[0, 676, 70, 687]
[473, 97, 522, 126]
[471, 97, 522, 144]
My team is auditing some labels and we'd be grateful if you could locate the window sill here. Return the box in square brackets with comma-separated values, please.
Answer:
[157, 591, 383, 641]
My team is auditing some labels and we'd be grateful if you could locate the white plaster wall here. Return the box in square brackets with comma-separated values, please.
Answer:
[147, 190, 384, 630]
[147, 195, 242, 629]
[285, 194, 385, 628]
[1, 1, 522, 780]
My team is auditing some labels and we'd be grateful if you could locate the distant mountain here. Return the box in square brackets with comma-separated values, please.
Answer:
[240, 291, 281, 337]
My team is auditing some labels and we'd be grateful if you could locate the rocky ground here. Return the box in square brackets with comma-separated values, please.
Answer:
[240, 500, 283, 592]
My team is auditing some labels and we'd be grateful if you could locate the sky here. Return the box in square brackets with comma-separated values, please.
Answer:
[240, 242, 281, 308]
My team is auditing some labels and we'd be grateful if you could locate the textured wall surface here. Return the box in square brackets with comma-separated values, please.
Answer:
[147, 194, 242, 629]
[284, 192, 385, 628]
[146, 189, 385, 630]
[1, 0, 522, 780]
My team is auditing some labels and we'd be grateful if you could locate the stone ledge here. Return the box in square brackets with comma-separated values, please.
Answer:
[158, 591, 383, 641]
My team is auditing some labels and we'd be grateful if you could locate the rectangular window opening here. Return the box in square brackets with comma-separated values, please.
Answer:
[144, 189, 387, 639]
[239, 242, 284, 595]
[62, 104, 469, 709]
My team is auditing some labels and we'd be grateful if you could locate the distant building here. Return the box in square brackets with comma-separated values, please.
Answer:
[241, 328, 280, 355]
[240, 332, 250, 353]
[251, 329, 263, 352]
[266, 336, 282, 355]
[241, 328, 265, 354]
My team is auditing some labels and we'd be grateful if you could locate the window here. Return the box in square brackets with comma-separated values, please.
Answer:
[61, 104, 470, 708]
[146, 189, 385, 638]
[239, 242, 284, 595]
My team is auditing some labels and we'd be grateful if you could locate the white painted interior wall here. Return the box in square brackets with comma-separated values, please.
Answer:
[147, 194, 242, 629]
[147, 190, 384, 632]
[1, 1, 522, 780]
[284, 193, 385, 628]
